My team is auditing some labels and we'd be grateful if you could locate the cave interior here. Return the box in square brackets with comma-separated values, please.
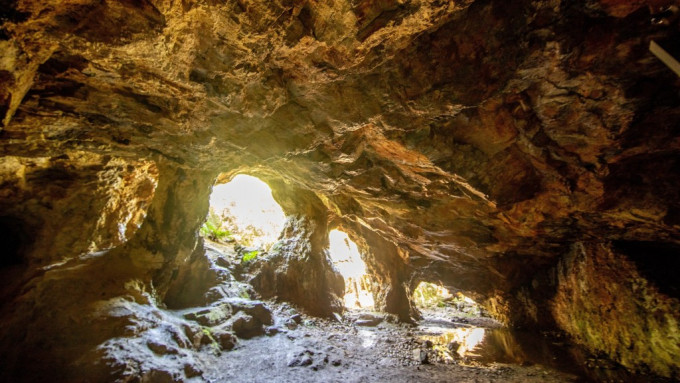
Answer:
[0, 0, 679, 381]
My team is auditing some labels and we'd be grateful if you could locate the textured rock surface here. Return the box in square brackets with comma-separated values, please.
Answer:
[249, 214, 345, 317]
[1, 0, 680, 380]
[551, 242, 680, 377]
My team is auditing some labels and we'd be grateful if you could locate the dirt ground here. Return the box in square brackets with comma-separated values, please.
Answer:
[199, 304, 589, 383]
[189, 241, 670, 383]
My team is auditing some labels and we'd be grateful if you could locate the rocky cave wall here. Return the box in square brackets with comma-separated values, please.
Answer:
[1, 0, 680, 380]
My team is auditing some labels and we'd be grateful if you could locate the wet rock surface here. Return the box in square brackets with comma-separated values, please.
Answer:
[0, 0, 679, 380]
[205, 303, 673, 383]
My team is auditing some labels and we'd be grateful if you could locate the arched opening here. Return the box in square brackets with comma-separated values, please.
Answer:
[328, 229, 374, 310]
[413, 281, 482, 316]
[413, 281, 502, 364]
[202, 174, 286, 252]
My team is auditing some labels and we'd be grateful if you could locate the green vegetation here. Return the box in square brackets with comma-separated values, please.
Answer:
[414, 282, 483, 316]
[239, 288, 250, 299]
[201, 327, 221, 354]
[200, 209, 233, 242]
[242, 250, 259, 263]
[414, 282, 451, 308]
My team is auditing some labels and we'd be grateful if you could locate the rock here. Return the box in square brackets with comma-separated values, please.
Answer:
[355, 319, 379, 327]
[183, 363, 203, 378]
[215, 256, 231, 268]
[422, 340, 433, 349]
[413, 349, 429, 364]
[447, 341, 461, 354]
[355, 313, 384, 327]
[265, 326, 280, 336]
[210, 327, 237, 351]
[287, 350, 314, 367]
[204, 282, 255, 304]
[146, 340, 178, 355]
[199, 330, 216, 347]
[284, 318, 298, 330]
[223, 298, 273, 326]
[144, 369, 179, 383]
[290, 313, 303, 324]
[229, 313, 262, 339]
[183, 303, 233, 327]
[182, 324, 205, 349]
[355, 319, 383, 327]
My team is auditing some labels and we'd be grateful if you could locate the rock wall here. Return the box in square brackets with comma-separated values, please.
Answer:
[485, 241, 680, 378]
[551, 242, 680, 378]
[250, 215, 345, 317]
[345, 220, 420, 322]
[1, 0, 680, 379]
[0, 160, 216, 381]
[0, 152, 158, 265]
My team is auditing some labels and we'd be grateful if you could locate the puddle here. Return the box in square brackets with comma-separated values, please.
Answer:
[418, 320, 670, 382]
[421, 327, 486, 362]
[358, 329, 377, 348]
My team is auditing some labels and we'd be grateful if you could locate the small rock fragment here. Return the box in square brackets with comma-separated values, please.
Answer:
[183, 363, 203, 378]
[413, 348, 429, 364]
[146, 340, 177, 355]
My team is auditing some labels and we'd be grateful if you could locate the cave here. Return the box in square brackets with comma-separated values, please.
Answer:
[0, 0, 679, 382]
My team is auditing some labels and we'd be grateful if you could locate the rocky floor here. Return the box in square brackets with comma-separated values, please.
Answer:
[147, 241, 669, 383]
[195, 304, 677, 383]
[200, 306, 579, 383]
[78, 240, 676, 383]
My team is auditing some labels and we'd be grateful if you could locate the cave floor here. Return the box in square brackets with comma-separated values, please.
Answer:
[187, 240, 667, 383]
[198, 305, 592, 383]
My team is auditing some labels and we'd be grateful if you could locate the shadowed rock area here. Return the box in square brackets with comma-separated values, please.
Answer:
[0, 0, 679, 381]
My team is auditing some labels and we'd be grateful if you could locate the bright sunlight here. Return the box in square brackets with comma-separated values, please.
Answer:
[204, 174, 286, 250]
[328, 229, 374, 309]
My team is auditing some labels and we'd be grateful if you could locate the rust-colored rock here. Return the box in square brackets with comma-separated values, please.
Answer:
[1, 0, 679, 380]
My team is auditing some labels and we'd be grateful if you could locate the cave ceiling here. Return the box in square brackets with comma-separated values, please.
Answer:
[1, 0, 679, 296]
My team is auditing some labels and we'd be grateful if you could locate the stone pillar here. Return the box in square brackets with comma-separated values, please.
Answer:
[351, 224, 418, 322]
[249, 182, 345, 317]
[122, 160, 215, 296]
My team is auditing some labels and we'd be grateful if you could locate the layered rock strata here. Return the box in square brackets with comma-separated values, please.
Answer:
[0, 0, 679, 379]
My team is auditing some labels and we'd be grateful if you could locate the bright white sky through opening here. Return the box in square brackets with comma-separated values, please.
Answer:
[328, 229, 374, 309]
[209, 174, 286, 249]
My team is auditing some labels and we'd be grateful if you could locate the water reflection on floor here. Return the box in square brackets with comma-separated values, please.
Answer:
[418, 318, 672, 383]
[358, 329, 377, 348]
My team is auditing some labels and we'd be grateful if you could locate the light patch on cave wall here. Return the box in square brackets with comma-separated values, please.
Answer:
[421, 327, 486, 361]
[413, 281, 453, 308]
[413, 282, 481, 314]
[328, 229, 374, 309]
[206, 174, 286, 250]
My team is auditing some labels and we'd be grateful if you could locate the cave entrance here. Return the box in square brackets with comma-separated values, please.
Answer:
[413, 281, 482, 316]
[413, 281, 454, 309]
[202, 174, 286, 252]
[328, 229, 374, 310]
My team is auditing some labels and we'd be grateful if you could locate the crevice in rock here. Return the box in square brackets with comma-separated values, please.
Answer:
[613, 240, 680, 300]
[0, 215, 28, 268]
